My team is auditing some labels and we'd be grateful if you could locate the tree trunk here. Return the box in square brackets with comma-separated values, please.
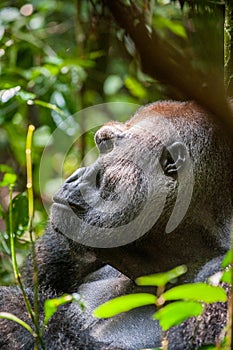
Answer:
[224, 1, 233, 97]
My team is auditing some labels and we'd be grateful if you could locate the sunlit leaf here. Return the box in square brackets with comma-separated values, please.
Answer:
[0, 86, 21, 103]
[43, 64, 60, 76]
[0, 173, 17, 187]
[104, 75, 123, 95]
[221, 250, 233, 268]
[44, 56, 63, 66]
[153, 16, 186, 39]
[17, 90, 36, 102]
[221, 269, 232, 284]
[161, 283, 227, 303]
[124, 77, 147, 99]
[43, 293, 83, 329]
[0, 7, 20, 23]
[153, 301, 204, 331]
[93, 293, 156, 319]
[89, 50, 105, 60]
[136, 265, 187, 287]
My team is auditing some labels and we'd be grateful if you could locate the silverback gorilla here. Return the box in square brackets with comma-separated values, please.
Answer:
[0, 101, 232, 349]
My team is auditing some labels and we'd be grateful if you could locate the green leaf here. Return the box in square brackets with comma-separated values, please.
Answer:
[221, 250, 233, 268]
[0, 164, 14, 173]
[124, 77, 147, 99]
[16, 90, 36, 102]
[44, 56, 63, 66]
[103, 75, 123, 95]
[136, 265, 187, 287]
[153, 301, 204, 331]
[11, 192, 28, 236]
[0, 8, 20, 23]
[6, 193, 28, 237]
[43, 293, 83, 329]
[161, 283, 227, 303]
[0, 173, 17, 186]
[153, 16, 187, 39]
[221, 269, 232, 284]
[93, 293, 157, 319]
[0, 86, 21, 103]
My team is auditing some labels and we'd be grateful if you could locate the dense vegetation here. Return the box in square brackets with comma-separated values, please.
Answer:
[0, 1, 232, 349]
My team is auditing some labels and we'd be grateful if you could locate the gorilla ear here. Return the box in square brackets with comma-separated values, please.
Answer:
[160, 142, 187, 177]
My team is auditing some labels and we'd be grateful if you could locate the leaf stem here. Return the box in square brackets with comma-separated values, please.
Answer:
[26, 125, 45, 350]
[0, 312, 36, 337]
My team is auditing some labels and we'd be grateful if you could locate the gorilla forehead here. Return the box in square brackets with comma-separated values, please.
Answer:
[128, 100, 207, 124]
[103, 100, 213, 150]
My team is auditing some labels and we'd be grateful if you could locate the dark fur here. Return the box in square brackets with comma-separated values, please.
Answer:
[0, 101, 232, 349]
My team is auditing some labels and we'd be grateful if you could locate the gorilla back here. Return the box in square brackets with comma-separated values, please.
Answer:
[0, 101, 232, 350]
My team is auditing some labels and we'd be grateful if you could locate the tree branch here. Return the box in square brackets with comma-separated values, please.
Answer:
[105, 0, 233, 136]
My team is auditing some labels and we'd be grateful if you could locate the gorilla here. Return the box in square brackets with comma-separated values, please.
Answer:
[0, 100, 232, 350]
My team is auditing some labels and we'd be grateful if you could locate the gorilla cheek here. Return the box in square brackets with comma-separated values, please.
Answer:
[51, 160, 154, 247]
[54, 161, 148, 228]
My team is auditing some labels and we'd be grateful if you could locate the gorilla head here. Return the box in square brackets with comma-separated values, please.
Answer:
[51, 100, 232, 280]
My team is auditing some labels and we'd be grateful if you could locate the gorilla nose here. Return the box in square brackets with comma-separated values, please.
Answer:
[65, 167, 86, 184]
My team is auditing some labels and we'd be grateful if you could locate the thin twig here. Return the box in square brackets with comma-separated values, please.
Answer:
[26, 125, 45, 350]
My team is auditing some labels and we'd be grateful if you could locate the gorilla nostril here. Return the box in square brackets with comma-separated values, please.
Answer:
[65, 167, 86, 183]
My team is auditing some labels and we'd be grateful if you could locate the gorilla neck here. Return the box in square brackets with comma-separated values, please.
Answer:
[95, 216, 230, 282]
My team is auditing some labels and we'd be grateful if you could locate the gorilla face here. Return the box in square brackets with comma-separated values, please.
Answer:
[51, 107, 191, 249]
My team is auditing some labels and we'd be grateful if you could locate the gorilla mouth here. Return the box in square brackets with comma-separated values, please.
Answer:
[66, 188, 147, 229]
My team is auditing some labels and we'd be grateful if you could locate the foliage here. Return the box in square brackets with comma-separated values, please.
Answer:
[93, 265, 228, 333]
[0, 125, 85, 349]
[221, 249, 233, 284]
[94, 249, 233, 348]
[0, 0, 232, 349]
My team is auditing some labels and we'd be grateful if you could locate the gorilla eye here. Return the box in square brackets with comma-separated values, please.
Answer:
[159, 142, 187, 178]
[95, 136, 114, 154]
